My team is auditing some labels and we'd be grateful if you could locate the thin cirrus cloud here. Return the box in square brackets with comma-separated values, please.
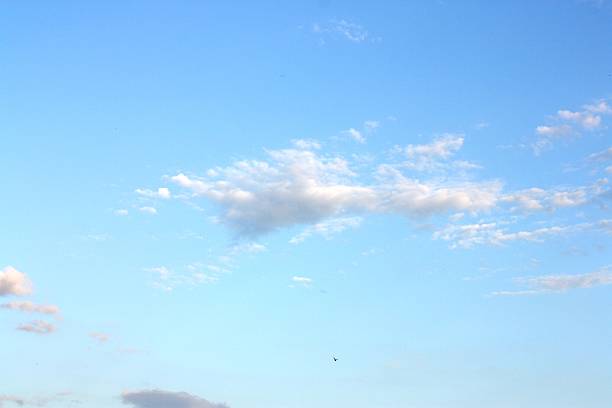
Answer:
[121, 389, 229, 408]
[492, 266, 612, 296]
[434, 219, 612, 249]
[342, 120, 380, 144]
[289, 216, 362, 244]
[533, 99, 612, 154]
[588, 146, 612, 162]
[312, 19, 377, 44]
[1, 301, 60, 315]
[292, 276, 313, 287]
[17, 320, 56, 335]
[168, 138, 500, 237]
[0, 266, 33, 297]
[344, 128, 366, 144]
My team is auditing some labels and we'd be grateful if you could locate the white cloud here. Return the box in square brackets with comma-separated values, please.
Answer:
[0, 266, 33, 297]
[534, 99, 612, 153]
[290, 216, 362, 244]
[135, 188, 171, 199]
[292, 139, 321, 150]
[146, 263, 224, 291]
[345, 128, 366, 143]
[398, 134, 477, 172]
[1, 301, 60, 315]
[434, 222, 574, 249]
[585, 100, 612, 114]
[292, 276, 313, 287]
[146, 266, 171, 279]
[500, 179, 609, 212]
[169, 143, 499, 236]
[364, 120, 380, 131]
[114, 209, 129, 216]
[17, 320, 55, 335]
[139, 206, 158, 215]
[405, 134, 464, 159]
[535, 124, 573, 137]
[121, 390, 228, 408]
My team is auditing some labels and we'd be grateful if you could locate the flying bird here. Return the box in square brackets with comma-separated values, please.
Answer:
[333, 356, 338, 362]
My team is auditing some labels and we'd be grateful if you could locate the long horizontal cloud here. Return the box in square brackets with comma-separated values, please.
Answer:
[122, 390, 228, 408]
[17, 320, 55, 335]
[1, 301, 60, 315]
[435, 219, 612, 249]
[169, 141, 500, 236]
[493, 266, 612, 296]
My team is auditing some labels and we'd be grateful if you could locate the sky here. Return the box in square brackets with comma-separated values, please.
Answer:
[1, 1, 612, 407]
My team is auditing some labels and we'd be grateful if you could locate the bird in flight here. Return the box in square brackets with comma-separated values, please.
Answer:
[333, 356, 338, 362]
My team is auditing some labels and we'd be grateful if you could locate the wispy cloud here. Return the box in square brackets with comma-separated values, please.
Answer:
[230, 242, 267, 255]
[344, 128, 366, 143]
[492, 266, 612, 296]
[1, 301, 60, 315]
[291, 276, 313, 287]
[290, 216, 362, 244]
[312, 19, 378, 44]
[434, 219, 612, 249]
[17, 320, 56, 335]
[139, 206, 158, 215]
[500, 178, 609, 212]
[292, 138, 321, 150]
[135, 187, 171, 199]
[533, 99, 612, 154]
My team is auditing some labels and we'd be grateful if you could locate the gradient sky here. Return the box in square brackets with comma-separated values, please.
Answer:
[2, 1, 612, 407]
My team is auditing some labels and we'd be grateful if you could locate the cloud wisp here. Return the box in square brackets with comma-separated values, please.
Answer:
[17, 320, 56, 335]
[492, 266, 612, 296]
[1, 301, 60, 315]
[312, 19, 378, 44]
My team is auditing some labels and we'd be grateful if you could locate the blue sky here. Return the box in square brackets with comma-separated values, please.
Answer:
[1, 1, 612, 407]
